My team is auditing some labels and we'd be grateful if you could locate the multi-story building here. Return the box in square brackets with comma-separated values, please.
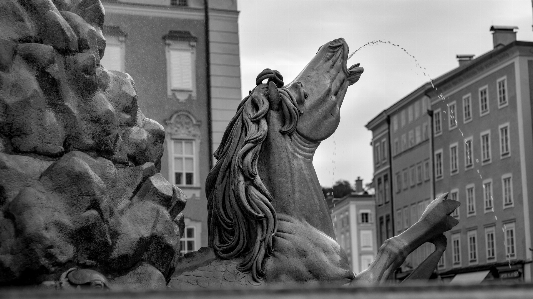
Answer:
[366, 86, 434, 279]
[364, 112, 393, 250]
[367, 26, 533, 283]
[331, 178, 377, 274]
[100, 0, 242, 253]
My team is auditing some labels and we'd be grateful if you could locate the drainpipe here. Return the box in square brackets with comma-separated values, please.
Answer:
[427, 109, 435, 200]
[386, 114, 395, 235]
[204, 0, 213, 168]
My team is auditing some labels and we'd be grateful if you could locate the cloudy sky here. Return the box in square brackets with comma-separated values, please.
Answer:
[236, 0, 533, 189]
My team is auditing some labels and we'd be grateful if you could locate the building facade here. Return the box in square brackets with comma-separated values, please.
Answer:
[367, 26, 533, 282]
[101, 0, 242, 253]
[364, 112, 393, 250]
[331, 179, 377, 274]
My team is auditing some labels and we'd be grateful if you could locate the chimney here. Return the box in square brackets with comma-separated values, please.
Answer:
[456, 54, 475, 67]
[355, 177, 363, 193]
[490, 25, 518, 48]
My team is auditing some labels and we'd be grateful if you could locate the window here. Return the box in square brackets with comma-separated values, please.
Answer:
[381, 139, 387, 162]
[466, 184, 476, 216]
[424, 160, 430, 181]
[401, 110, 406, 127]
[438, 254, 445, 268]
[417, 163, 423, 183]
[499, 123, 510, 158]
[408, 130, 414, 147]
[360, 230, 373, 249]
[483, 179, 493, 212]
[415, 100, 420, 119]
[415, 126, 421, 144]
[450, 143, 459, 174]
[410, 166, 416, 187]
[435, 150, 443, 179]
[497, 77, 508, 107]
[418, 201, 426, 219]
[396, 209, 403, 232]
[463, 94, 472, 123]
[408, 105, 413, 123]
[360, 211, 372, 223]
[172, 140, 196, 186]
[394, 138, 399, 155]
[467, 230, 478, 264]
[180, 218, 201, 254]
[505, 223, 516, 259]
[434, 109, 442, 135]
[448, 101, 457, 129]
[101, 26, 126, 72]
[166, 112, 201, 197]
[171, 0, 188, 6]
[480, 130, 491, 164]
[375, 143, 381, 165]
[393, 115, 398, 131]
[502, 174, 513, 207]
[485, 226, 496, 260]
[165, 31, 197, 100]
[410, 204, 418, 226]
[422, 97, 428, 114]
[401, 134, 407, 152]
[403, 206, 410, 229]
[452, 233, 461, 266]
[450, 189, 459, 218]
[395, 172, 401, 193]
[377, 177, 383, 205]
[384, 174, 390, 203]
[403, 169, 408, 190]
[361, 255, 374, 272]
[464, 137, 473, 169]
[479, 86, 489, 116]
[422, 122, 429, 140]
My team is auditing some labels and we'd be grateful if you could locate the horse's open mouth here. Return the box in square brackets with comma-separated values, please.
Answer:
[347, 63, 364, 85]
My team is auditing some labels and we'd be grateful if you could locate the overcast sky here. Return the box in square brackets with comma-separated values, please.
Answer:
[236, 0, 533, 189]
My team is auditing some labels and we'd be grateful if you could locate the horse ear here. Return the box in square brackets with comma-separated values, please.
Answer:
[268, 81, 281, 111]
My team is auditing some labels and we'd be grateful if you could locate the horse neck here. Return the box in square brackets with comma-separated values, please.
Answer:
[259, 112, 335, 239]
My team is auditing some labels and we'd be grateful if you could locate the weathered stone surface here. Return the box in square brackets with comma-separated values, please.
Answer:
[110, 262, 166, 290]
[0, 0, 185, 288]
[0, 0, 36, 42]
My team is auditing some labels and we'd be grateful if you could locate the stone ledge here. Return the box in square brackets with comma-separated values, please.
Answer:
[2, 282, 533, 299]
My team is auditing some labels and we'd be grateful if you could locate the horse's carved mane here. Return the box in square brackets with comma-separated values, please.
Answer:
[206, 70, 300, 281]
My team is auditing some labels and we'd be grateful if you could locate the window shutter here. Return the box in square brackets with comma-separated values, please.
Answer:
[369, 213, 373, 223]
[170, 49, 192, 90]
[101, 44, 123, 72]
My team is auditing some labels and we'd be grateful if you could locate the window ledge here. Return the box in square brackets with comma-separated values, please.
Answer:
[498, 103, 509, 109]
[501, 153, 511, 159]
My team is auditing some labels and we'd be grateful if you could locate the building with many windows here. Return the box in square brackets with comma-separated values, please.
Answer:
[367, 26, 533, 282]
[364, 112, 393, 252]
[101, 0, 242, 253]
[331, 178, 377, 273]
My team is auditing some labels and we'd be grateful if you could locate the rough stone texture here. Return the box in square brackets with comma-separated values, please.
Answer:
[0, 0, 185, 288]
[110, 262, 166, 290]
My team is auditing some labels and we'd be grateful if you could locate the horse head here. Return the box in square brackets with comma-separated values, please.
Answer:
[287, 38, 364, 141]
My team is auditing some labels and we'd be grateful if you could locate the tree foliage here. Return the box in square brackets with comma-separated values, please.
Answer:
[332, 180, 353, 198]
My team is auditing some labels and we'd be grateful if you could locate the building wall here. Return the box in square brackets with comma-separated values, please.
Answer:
[428, 44, 533, 280]
[332, 196, 377, 274]
[388, 94, 434, 271]
[101, 0, 241, 250]
[369, 116, 393, 249]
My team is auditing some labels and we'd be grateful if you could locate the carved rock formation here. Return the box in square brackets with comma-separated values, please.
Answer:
[0, 0, 185, 288]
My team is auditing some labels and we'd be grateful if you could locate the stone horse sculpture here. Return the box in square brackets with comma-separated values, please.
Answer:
[170, 38, 460, 288]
